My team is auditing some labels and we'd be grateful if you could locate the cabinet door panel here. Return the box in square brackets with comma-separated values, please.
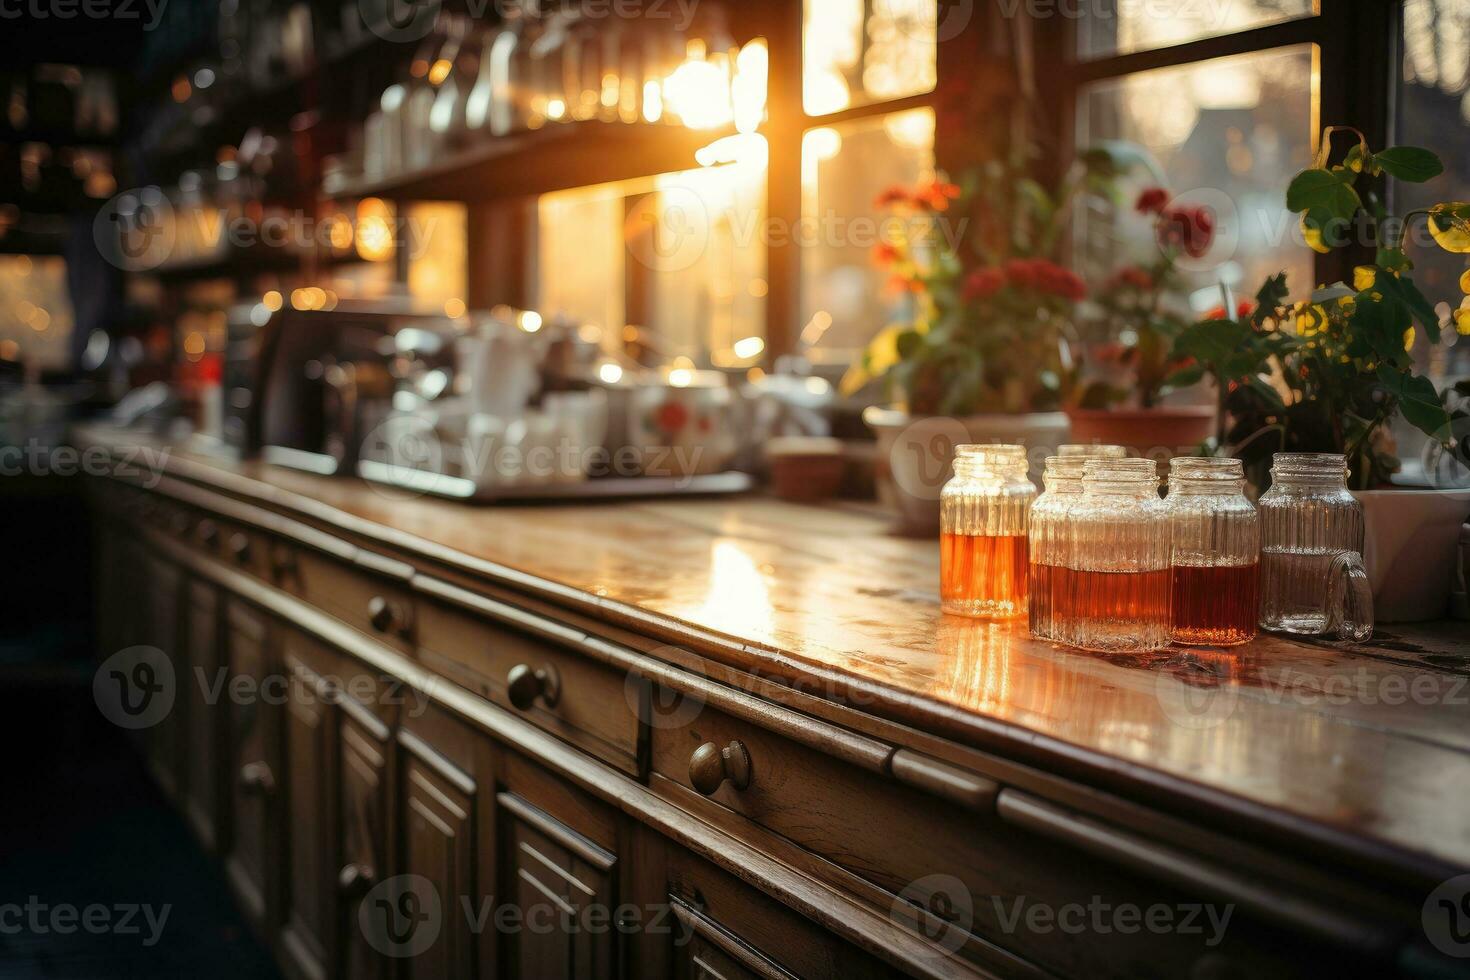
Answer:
[143, 553, 182, 799]
[401, 732, 476, 980]
[183, 581, 221, 850]
[339, 703, 392, 980]
[280, 644, 335, 980]
[225, 600, 276, 927]
[499, 792, 617, 980]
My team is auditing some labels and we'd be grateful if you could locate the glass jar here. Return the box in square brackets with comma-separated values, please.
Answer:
[1027, 446, 1127, 640]
[940, 445, 1035, 619]
[1061, 458, 1172, 652]
[1166, 457, 1260, 646]
[1258, 453, 1373, 640]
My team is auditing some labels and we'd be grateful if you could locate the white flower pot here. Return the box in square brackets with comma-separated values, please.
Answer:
[863, 407, 1070, 535]
[1354, 487, 1470, 622]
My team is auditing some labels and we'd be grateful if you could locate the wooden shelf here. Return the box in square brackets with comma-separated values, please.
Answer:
[323, 122, 727, 202]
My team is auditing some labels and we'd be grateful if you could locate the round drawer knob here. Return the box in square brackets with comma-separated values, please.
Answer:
[688, 740, 752, 796]
[506, 663, 560, 711]
[229, 533, 252, 564]
[169, 512, 190, 536]
[337, 863, 376, 898]
[238, 761, 276, 796]
[367, 595, 403, 634]
[268, 543, 297, 582]
[196, 519, 219, 548]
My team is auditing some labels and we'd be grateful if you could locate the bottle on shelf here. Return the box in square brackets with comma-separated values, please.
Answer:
[1059, 458, 1171, 653]
[1166, 456, 1260, 646]
[1258, 453, 1373, 640]
[940, 445, 1035, 620]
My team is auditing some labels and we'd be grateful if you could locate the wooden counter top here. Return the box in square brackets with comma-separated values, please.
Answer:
[80, 425, 1470, 884]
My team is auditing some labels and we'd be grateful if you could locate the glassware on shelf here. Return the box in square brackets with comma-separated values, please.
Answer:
[528, 9, 572, 126]
[1028, 446, 1127, 641]
[429, 18, 473, 150]
[1060, 458, 1171, 653]
[1166, 457, 1260, 646]
[1258, 453, 1373, 640]
[940, 445, 1035, 620]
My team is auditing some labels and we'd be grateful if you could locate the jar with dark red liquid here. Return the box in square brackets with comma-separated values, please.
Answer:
[1166, 457, 1260, 646]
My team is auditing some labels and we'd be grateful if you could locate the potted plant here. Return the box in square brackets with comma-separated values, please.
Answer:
[1173, 126, 1470, 620]
[1067, 185, 1222, 457]
[841, 155, 1114, 533]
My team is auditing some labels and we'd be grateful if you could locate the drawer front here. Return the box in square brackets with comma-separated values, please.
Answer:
[416, 597, 644, 777]
[649, 693, 1345, 980]
[292, 550, 416, 655]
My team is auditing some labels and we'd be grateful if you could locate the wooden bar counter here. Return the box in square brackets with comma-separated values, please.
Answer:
[76, 424, 1470, 980]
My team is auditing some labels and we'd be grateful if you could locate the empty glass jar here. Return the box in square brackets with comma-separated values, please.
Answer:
[1028, 446, 1127, 640]
[1258, 453, 1373, 640]
[1166, 457, 1260, 646]
[1060, 458, 1172, 653]
[940, 445, 1035, 619]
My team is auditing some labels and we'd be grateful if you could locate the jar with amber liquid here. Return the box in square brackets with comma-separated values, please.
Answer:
[1166, 457, 1260, 646]
[940, 445, 1035, 619]
[1028, 446, 1126, 640]
[1059, 458, 1171, 652]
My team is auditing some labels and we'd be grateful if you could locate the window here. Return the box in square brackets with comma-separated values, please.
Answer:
[0, 255, 74, 371]
[1078, 0, 1317, 59]
[803, 0, 938, 114]
[1075, 45, 1317, 312]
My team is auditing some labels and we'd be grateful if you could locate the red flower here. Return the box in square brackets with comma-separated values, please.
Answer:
[872, 242, 900, 266]
[1204, 300, 1255, 321]
[1002, 258, 1085, 301]
[1158, 203, 1215, 258]
[885, 273, 923, 295]
[653, 401, 689, 435]
[1135, 187, 1170, 214]
[915, 180, 962, 211]
[963, 267, 1006, 301]
[1003, 257, 1039, 290]
[874, 185, 912, 209]
[1111, 265, 1154, 291]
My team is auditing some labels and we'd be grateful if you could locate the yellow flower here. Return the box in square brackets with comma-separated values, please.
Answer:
[1429, 206, 1470, 253]
[1460, 267, 1470, 294]
[1296, 303, 1327, 336]
[1456, 308, 1470, 336]
[1301, 214, 1331, 254]
[1353, 266, 1376, 291]
[1404, 326, 1416, 351]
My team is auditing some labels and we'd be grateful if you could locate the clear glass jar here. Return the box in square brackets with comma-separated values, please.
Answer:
[940, 445, 1035, 620]
[1061, 458, 1172, 652]
[1166, 457, 1260, 646]
[1027, 446, 1127, 641]
[1258, 453, 1373, 640]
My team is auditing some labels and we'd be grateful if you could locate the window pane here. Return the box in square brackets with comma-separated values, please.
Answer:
[800, 108, 934, 361]
[804, 0, 937, 115]
[1075, 46, 1316, 316]
[1079, 0, 1316, 59]
[0, 255, 73, 372]
[1398, 0, 1470, 384]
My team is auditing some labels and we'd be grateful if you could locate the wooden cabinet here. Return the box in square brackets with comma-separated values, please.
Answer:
[399, 729, 477, 980]
[142, 552, 182, 800]
[182, 580, 221, 849]
[224, 599, 279, 928]
[280, 635, 338, 980]
[497, 791, 617, 980]
[337, 699, 393, 980]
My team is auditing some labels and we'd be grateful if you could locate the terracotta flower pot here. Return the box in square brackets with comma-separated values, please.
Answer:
[1065, 406, 1216, 463]
[863, 407, 1070, 535]
[1355, 487, 1470, 622]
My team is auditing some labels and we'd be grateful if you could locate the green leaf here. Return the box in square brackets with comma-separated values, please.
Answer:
[1377, 366, 1452, 443]
[1373, 146, 1445, 183]
[1253, 272, 1291, 318]
[1375, 247, 1412, 272]
[1079, 140, 1166, 182]
[1164, 365, 1204, 389]
[1286, 169, 1362, 219]
[1377, 274, 1442, 343]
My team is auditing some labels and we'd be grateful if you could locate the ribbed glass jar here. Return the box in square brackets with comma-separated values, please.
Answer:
[1166, 457, 1260, 646]
[1027, 446, 1127, 640]
[1258, 453, 1373, 639]
[940, 445, 1036, 619]
[1059, 458, 1171, 652]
